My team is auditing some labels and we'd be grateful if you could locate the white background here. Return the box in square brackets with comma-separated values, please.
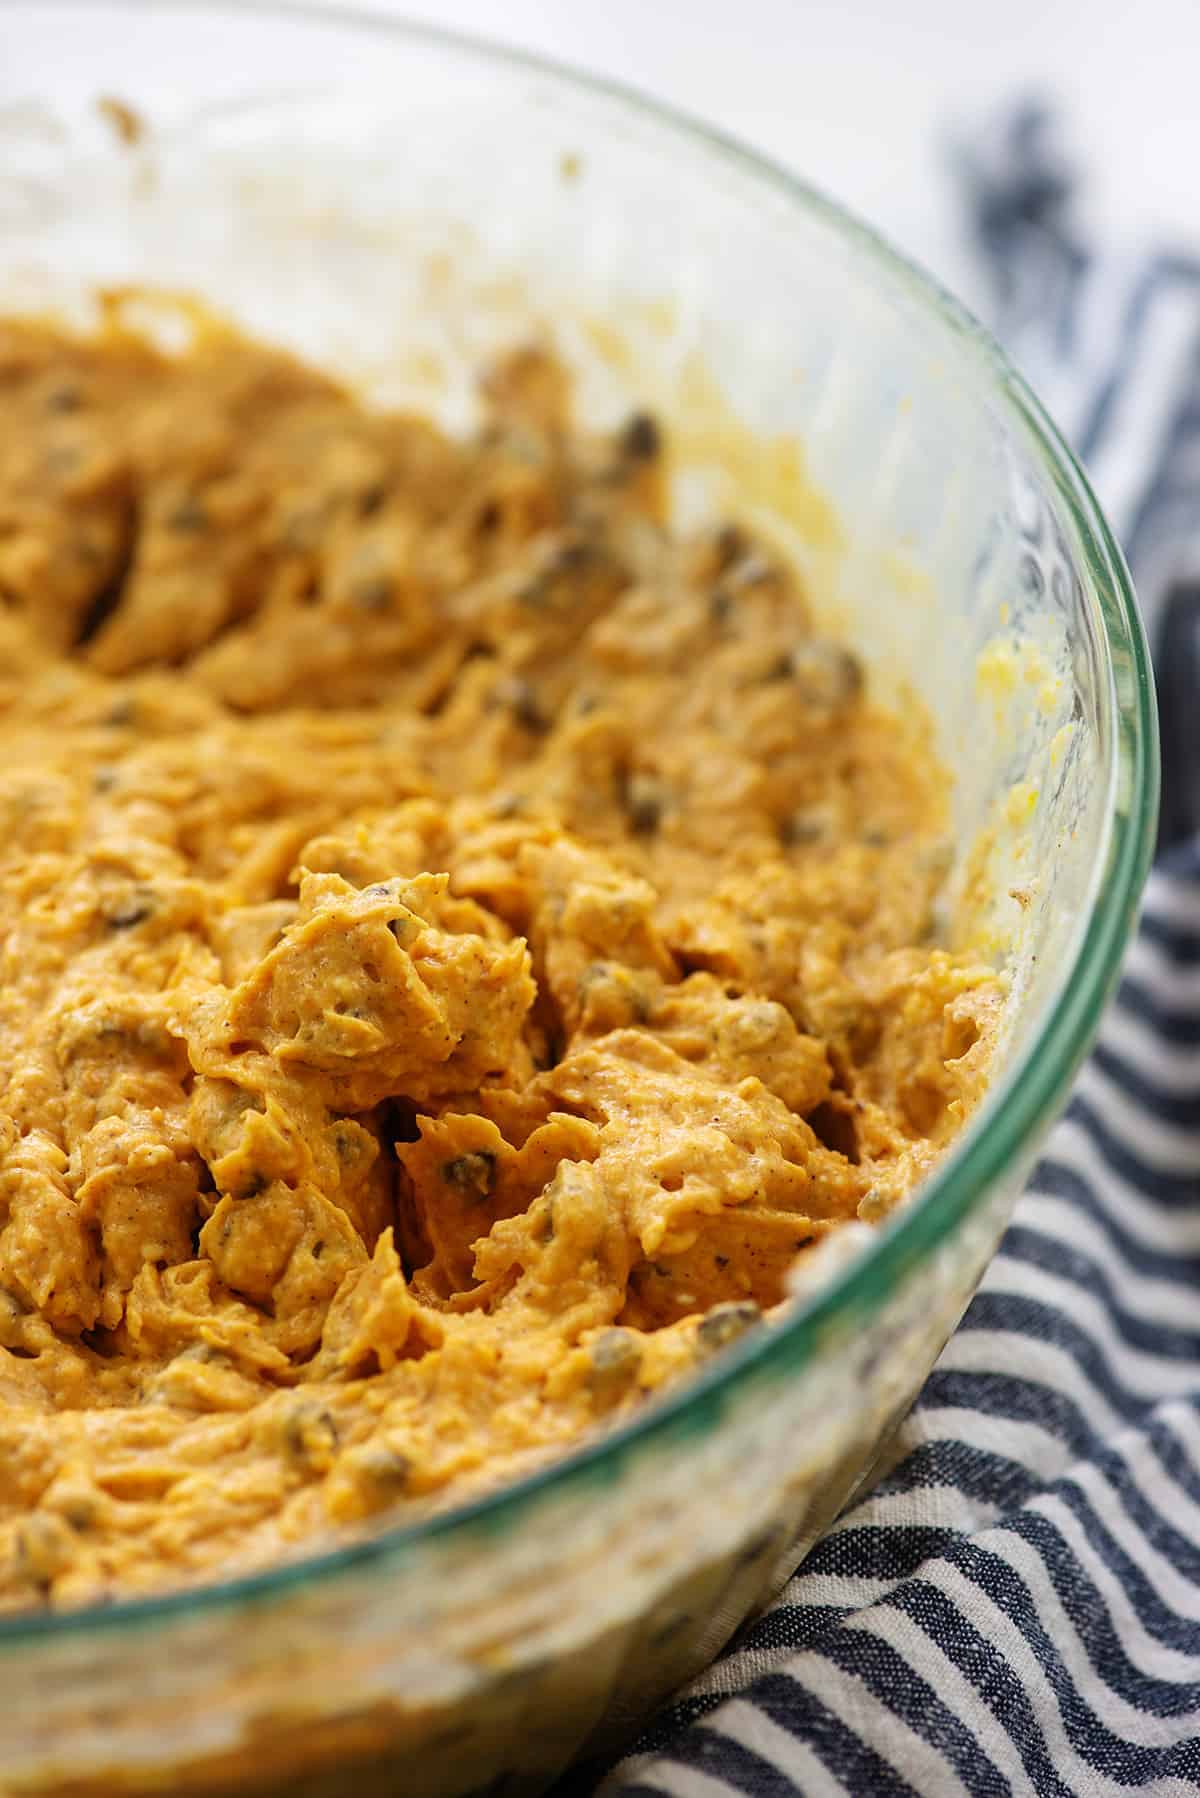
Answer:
[369, 0, 1200, 314]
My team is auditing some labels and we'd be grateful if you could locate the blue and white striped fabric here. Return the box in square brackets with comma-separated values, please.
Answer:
[591, 105, 1200, 1797]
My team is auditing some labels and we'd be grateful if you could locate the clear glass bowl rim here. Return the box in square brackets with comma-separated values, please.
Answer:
[0, 0, 1160, 1644]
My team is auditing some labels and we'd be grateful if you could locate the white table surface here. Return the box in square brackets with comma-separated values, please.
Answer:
[353, 0, 1200, 319]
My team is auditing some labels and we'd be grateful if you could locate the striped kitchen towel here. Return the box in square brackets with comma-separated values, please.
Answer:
[585, 103, 1200, 1796]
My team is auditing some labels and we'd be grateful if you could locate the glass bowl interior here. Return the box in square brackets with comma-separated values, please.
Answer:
[0, 0, 1156, 1705]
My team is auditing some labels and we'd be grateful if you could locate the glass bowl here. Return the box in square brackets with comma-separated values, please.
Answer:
[0, 5, 1158, 1794]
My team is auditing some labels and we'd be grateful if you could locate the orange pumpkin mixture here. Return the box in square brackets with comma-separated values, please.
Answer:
[0, 315, 998, 1608]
